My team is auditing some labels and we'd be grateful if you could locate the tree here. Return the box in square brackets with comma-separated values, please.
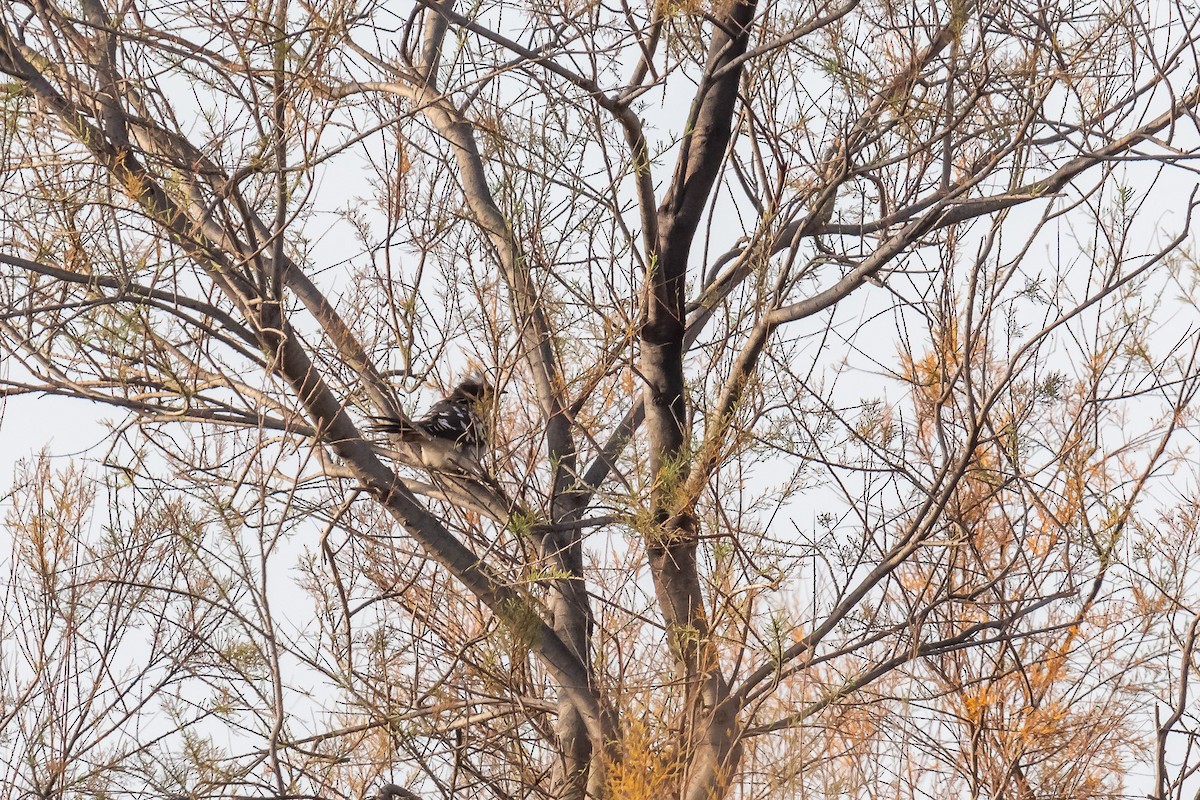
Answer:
[2, 0, 1200, 798]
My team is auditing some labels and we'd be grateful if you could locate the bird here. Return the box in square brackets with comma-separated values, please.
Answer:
[373, 784, 421, 800]
[368, 373, 498, 473]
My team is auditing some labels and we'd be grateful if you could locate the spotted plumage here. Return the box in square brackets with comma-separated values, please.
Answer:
[369, 375, 497, 471]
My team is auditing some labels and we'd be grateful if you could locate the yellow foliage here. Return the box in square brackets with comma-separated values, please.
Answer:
[605, 719, 682, 800]
[656, 0, 729, 18]
[959, 685, 994, 725]
[899, 324, 962, 408]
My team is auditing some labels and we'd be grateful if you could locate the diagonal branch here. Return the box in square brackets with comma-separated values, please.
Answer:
[0, 17, 615, 755]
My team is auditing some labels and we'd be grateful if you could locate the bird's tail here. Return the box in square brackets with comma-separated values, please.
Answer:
[365, 416, 423, 440]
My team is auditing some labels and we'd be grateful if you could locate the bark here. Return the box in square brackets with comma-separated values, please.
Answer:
[640, 2, 758, 797]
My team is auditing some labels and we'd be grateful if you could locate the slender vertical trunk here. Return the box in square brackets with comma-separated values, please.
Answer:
[638, 2, 759, 796]
[541, 494, 598, 799]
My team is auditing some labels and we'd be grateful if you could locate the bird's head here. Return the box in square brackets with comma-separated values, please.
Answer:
[451, 372, 499, 402]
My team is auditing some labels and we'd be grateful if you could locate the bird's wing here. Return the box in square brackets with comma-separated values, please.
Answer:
[419, 399, 480, 444]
